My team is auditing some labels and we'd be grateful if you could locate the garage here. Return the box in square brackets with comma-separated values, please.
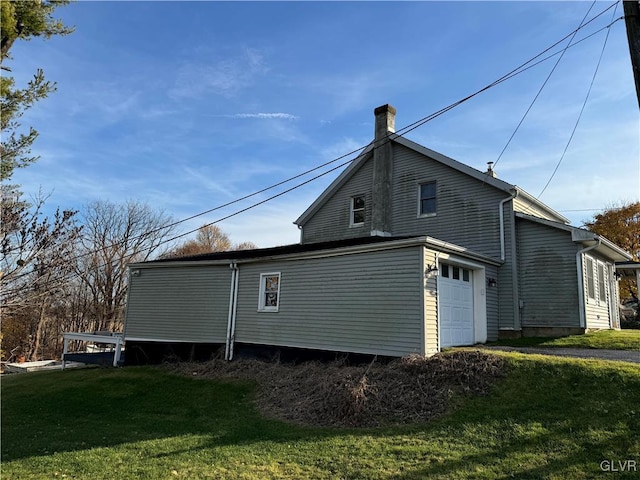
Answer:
[438, 263, 474, 347]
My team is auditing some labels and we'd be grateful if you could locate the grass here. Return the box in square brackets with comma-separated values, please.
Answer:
[2, 353, 640, 479]
[488, 329, 640, 351]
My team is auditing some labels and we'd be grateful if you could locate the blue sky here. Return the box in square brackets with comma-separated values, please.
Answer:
[8, 1, 639, 248]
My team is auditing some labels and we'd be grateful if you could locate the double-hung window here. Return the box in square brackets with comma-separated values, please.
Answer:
[418, 181, 437, 216]
[258, 273, 281, 312]
[350, 195, 365, 227]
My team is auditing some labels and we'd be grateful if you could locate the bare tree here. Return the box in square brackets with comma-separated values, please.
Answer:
[234, 241, 258, 251]
[74, 200, 176, 333]
[0, 186, 82, 360]
[162, 224, 257, 258]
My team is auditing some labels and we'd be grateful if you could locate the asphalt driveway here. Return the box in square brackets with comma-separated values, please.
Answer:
[482, 346, 640, 364]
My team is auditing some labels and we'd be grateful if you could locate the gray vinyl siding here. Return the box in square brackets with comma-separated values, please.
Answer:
[498, 201, 517, 330]
[583, 253, 613, 329]
[516, 219, 581, 327]
[124, 265, 231, 342]
[390, 144, 508, 259]
[485, 264, 500, 341]
[234, 247, 424, 357]
[514, 197, 561, 222]
[302, 159, 374, 243]
[423, 249, 438, 355]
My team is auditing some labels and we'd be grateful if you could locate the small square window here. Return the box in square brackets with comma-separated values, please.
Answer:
[259, 273, 281, 312]
[350, 195, 365, 226]
[463, 269, 470, 282]
[419, 182, 436, 216]
[441, 264, 449, 278]
[453, 266, 460, 280]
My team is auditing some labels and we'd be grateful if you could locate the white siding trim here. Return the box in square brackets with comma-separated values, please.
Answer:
[258, 272, 281, 312]
[125, 337, 206, 343]
[420, 247, 426, 355]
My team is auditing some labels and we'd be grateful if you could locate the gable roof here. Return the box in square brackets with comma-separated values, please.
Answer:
[516, 212, 632, 262]
[294, 133, 568, 226]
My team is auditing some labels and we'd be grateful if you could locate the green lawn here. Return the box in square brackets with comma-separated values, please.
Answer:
[488, 329, 640, 351]
[2, 353, 639, 479]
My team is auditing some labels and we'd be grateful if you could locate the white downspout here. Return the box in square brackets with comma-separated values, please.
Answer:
[607, 264, 617, 328]
[499, 190, 518, 261]
[576, 239, 601, 329]
[228, 264, 240, 361]
[225, 262, 239, 360]
[435, 253, 441, 353]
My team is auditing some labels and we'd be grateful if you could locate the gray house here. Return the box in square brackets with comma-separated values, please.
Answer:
[123, 105, 632, 362]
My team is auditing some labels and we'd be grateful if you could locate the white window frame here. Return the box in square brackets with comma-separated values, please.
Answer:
[258, 272, 281, 312]
[350, 195, 365, 227]
[417, 181, 437, 217]
[586, 257, 595, 300]
[597, 261, 607, 305]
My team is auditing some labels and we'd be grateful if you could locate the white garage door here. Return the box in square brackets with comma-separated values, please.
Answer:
[439, 263, 474, 347]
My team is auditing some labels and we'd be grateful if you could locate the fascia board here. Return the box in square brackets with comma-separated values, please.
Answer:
[516, 212, 575, 233]
[422, 236, 503, 266]
[597, 237, 633, 261]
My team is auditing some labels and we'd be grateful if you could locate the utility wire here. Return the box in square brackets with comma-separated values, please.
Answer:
[2, 2, 623, 294]
[538, 2, 619, 198]
[74, 0, 622, 254]
[492, 1, 597, 170]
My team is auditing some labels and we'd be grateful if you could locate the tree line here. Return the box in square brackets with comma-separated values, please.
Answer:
[1, 194, 250, 362]
[0, 1, 255, 362]
[1, 2, 638, 362]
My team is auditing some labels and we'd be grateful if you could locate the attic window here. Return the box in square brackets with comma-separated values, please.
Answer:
[419, 181, 437, 216]
[350, 195, 365, 227]
[258, 273, 281, 312]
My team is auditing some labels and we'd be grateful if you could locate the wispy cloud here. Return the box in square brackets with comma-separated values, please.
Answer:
[171, 47, 269, 98]
[228, 113, 299, 120]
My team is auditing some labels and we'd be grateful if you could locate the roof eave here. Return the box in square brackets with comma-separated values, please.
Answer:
[392, 135, 516, 193]
[513, 187, 570, 224]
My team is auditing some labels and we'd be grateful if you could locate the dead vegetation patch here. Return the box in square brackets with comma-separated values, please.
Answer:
[165, 350, 506, 428]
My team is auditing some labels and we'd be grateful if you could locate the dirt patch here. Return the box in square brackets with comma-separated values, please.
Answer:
[165, 350, 506, 428]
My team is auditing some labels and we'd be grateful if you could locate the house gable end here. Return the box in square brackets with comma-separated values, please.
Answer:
[294, 144, 374, 227]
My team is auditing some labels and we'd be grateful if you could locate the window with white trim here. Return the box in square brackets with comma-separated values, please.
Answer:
[586, 258, 595, 300]
[350, 195, 365, 226]
[258, 273, 281, 312]
[418, 181, 437, 216]
[597, 263, 607, 304]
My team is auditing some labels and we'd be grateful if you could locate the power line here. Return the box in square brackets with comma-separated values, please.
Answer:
[2, 2, 623, 295]
[62, 2, 627, 259]
[538, 2, 619, 198]
[492, 1, 597, 170]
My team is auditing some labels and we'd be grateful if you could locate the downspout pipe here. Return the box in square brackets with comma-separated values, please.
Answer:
[576, 239, 601, 329]
[499, 190, 518, 261]
[228, 264, 240, 361]
[225, 262, 239, 361]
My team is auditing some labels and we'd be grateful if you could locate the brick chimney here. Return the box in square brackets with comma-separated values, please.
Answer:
[371, 104, 396, 237]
